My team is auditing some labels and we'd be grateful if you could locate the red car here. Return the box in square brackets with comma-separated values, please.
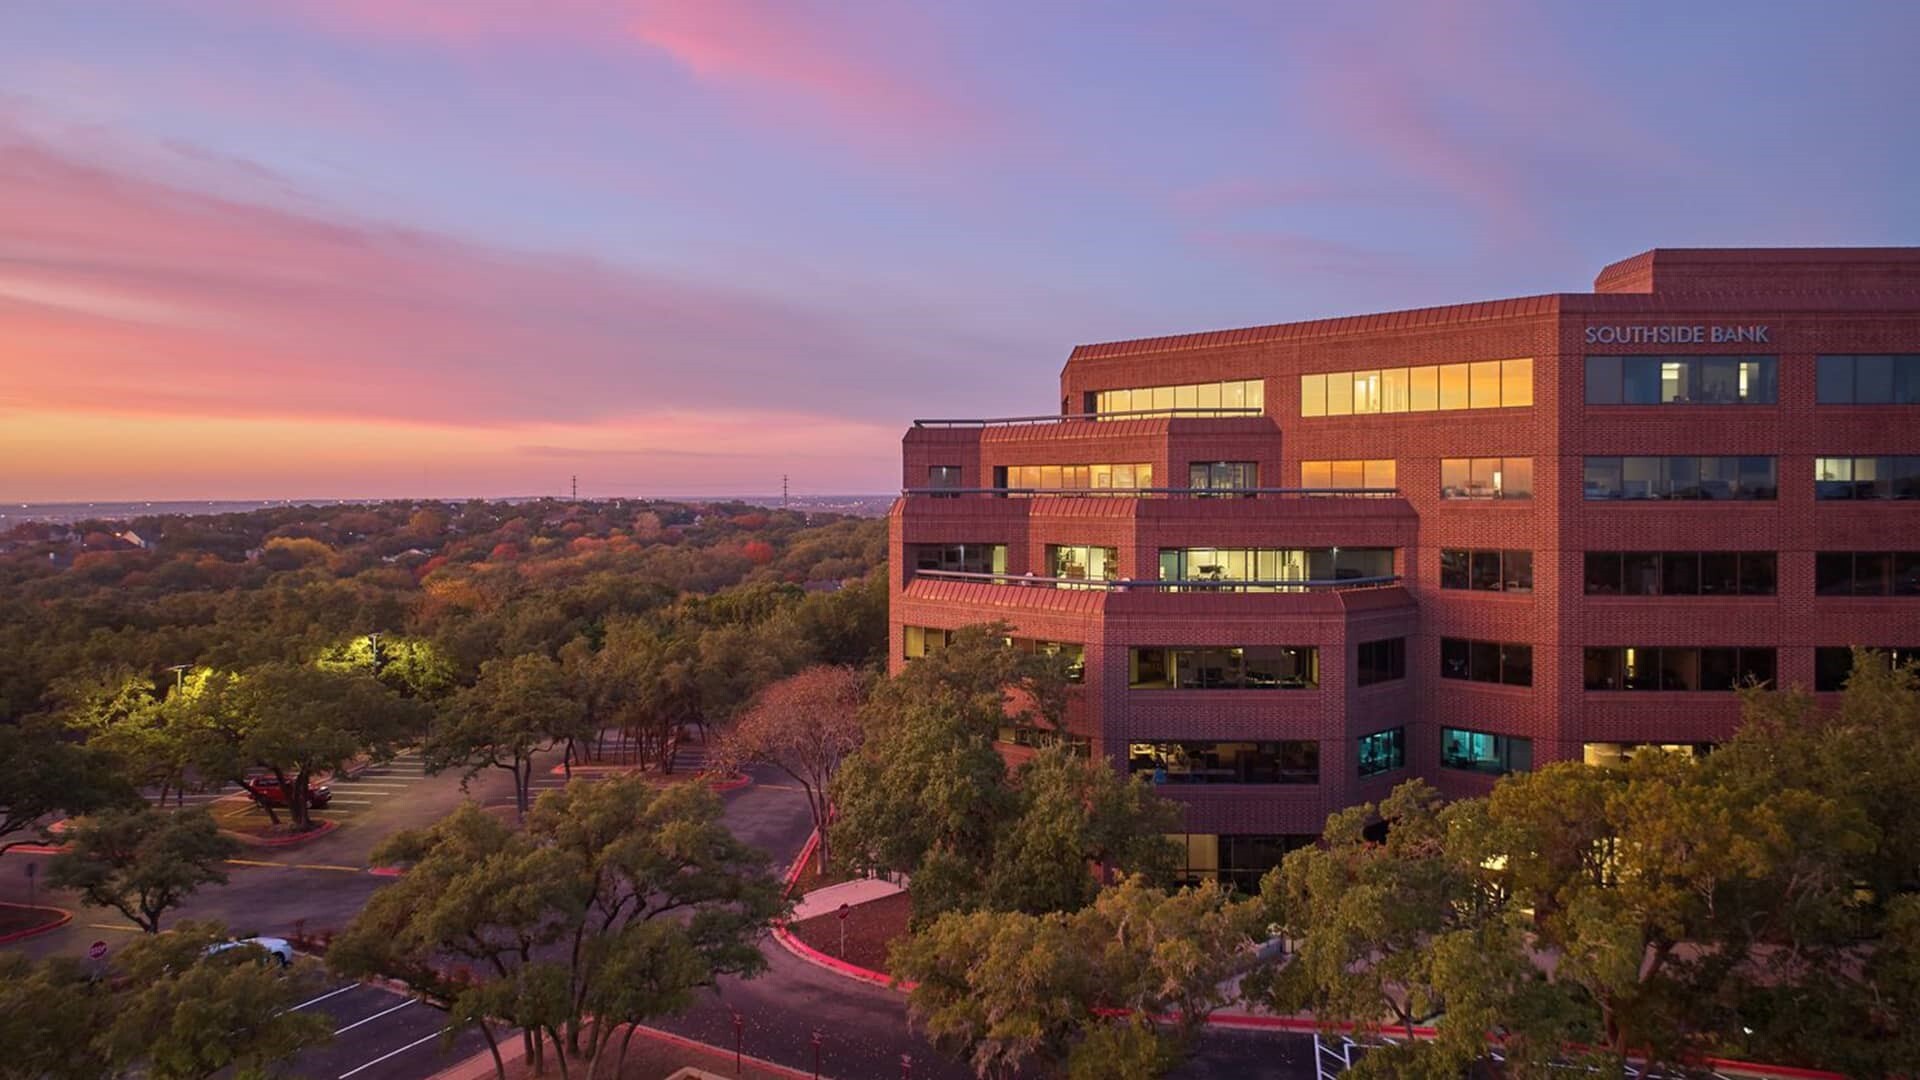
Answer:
[240, 777, 331, 809]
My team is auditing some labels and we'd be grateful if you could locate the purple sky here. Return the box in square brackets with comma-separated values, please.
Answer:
[2, 0, 1916, 500]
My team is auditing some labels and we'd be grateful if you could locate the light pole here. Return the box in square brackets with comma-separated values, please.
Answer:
[366, 631, 383, 675]
[166, 663, 190, 693]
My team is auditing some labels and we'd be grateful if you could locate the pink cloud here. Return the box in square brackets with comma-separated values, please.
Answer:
[0, 117, 931, 434]
[178, 0, 985, 149]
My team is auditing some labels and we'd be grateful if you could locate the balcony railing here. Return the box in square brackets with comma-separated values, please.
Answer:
[910, 569, 1401, 593]
[913, 407, 1265, 428]
[905, 486, 1401, 499]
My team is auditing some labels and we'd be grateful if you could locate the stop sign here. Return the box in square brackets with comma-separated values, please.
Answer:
[87, 940, 108, 961]
[837, 903, 850, 921]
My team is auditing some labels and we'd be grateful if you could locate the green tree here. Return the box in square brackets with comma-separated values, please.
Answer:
[0, 718, 137, 854]
[47, 806, 240, 933]
[0, 952, 114, 1080]
[331, 777, 781, 1078]
[104, 921, 331, 1079]
[984, 746, 1181, 916]
[223, 662, 428, 829]
[892, 876, 1262, 1079]
[425, 653, 587, 818]
[316, 634, 456, 699]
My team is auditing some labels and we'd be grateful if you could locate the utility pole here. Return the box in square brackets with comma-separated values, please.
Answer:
[782, 474, 789, 509]
[571, 475, 577, 501]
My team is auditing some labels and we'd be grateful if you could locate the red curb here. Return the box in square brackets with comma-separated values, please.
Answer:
[705, 772, 753, 792]
[366, 866, 405, 877]
[221, 818, 339, 848]
[0, 903, 73, 944]
[4, 843, 68, 855]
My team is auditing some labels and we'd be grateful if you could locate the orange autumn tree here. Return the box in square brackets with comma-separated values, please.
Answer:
[719, 665, 865, 872]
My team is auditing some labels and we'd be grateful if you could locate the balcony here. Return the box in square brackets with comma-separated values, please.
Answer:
[912, 407, 1265, 428]
[903, 486, 1400, 500]
[907, 569, 1401, 593]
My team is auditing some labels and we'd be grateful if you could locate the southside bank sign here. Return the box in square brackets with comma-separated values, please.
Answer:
[1585, 324, 1771, 345]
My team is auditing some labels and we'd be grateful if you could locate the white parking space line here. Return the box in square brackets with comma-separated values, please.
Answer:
[337, 1029, 444, 1079]
[333, 998, 414, 1035]
[289, 983, 360, 1011]
[328, 784, 413, 790]
[318, 799, 376, 806]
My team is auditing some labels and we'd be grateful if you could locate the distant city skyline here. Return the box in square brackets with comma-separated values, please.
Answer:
[3, 0, 1918, 500]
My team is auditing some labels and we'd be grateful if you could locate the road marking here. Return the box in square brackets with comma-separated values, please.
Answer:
[337, 1029, 443, 1079]
[333, 998, 414, 1035]
[225, 858, 364, 873]
[290, 983, 360, 1011]
[327, 783, 411, 789]
[317, 799, 375, 806]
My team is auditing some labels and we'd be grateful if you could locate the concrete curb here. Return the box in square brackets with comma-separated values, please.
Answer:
[222, 817, 340, 848]
[0, 903, 73, 944]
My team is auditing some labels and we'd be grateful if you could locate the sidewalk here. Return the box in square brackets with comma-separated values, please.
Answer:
[789, 876, 904, 921]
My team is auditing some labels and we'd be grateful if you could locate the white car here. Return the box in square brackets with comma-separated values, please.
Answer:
[206, 936, 295, 968]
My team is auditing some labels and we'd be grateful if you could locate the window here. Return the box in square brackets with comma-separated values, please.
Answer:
[1002, 463, 1154, 492]
[1585, 356, 1777, 405]
[1583, 742, 1713, 767]
[1440, 457, 1532, 499]
[1357, 728, 1406, 778]
[1128, 741, 1320, 784]
[1583, 647, 1775, 691]
[1814, 456, 1920, 500]
[911, 544, 1008, 577]
[1128, 646, 1320, 690]
[1299, 361, 1532, 417]
[1356, 638, 1406, 686]
[1010, 638, 1086, 683]
[1300, 459, 1396, 490]
[1583, 457, 1776, 500]
[1440, 548, 1532, 593]
[1815, 552, 1920, 597]
[1048, 545, 1118, 584]
[1158, 547, 1393, 587]
[1440, 638, 1532, 686]
[903, 625, 955, 659]
[1583, 552, 1776, 596]
[1815, 647, 1920, 692]
[1169, 834, 1314, 891]
[1097, 380, 1264, 418]
[1816, 356, 1920, 404]
[1189, 461, 1258, 492]
[1441, 728, 1532, 775]
[927, 465, 962, 496]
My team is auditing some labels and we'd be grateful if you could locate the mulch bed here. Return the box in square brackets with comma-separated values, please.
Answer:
[787, 891, 913, 975]
[786, 852, 858, 898]
[0, 902, 69, 942]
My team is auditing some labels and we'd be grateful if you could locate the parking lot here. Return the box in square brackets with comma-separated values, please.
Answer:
[281, 977, 491, 1080]
[168, 751, 433, 833]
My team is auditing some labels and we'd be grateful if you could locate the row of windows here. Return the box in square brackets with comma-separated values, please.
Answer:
[1442, 727, 1533, 775]
[997, 724, 1090, 753]
[1190, 461, 1259, 490]
[1584, 456, 1777, 500]
[1815, 552, 1920, 596]
[1157, 547, 1395, 585]
[1816, 355, 1920, 404]
[1815, 647, 1920, 692]
[1440, 548, 1533, 593]
[1129, 646, 1319, 690]
[902, 627, 1084, 681]
[1171, 833, 1313, 891]
[1049, 544, 1118, 582]
[1584, 355, 1777, 405]
[911, 543, 1007, 576]
[1582, 647, 1776, 691]
[1356, 638, 1406, 686]
[1441, 457, 1533, 500]
[1300, 359, 1534, 417]
[1128, 740, 1319, 785]
[1091, 380, 1264, 417]
[1585, 551, 1777, 596]
[1299, 459, 1397, 490]
[1440, 638, 1533, 686]
[997, 463, 1155, 491]
[1813, 457, 1920, 500]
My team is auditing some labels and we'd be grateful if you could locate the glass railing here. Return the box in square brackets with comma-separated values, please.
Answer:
[912, 408, 1265, 428]
[909, 569, 1401, 592]
[903, 486, 1401, 499]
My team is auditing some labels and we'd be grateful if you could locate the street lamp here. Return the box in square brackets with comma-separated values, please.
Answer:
[166, 664, 190, 693]
[366, 631, 383, 675]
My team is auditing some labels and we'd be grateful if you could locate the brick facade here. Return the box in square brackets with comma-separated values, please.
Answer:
[891, 248, 1920, 847]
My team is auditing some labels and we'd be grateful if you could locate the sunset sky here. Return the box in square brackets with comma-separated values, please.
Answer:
[3, 1, 1917, 501]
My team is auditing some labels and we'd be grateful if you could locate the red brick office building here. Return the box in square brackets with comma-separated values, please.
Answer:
[890, 248, 1920, 887]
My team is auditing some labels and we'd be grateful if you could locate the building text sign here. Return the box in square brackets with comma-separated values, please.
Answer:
[1585, 324, 1770, 345]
